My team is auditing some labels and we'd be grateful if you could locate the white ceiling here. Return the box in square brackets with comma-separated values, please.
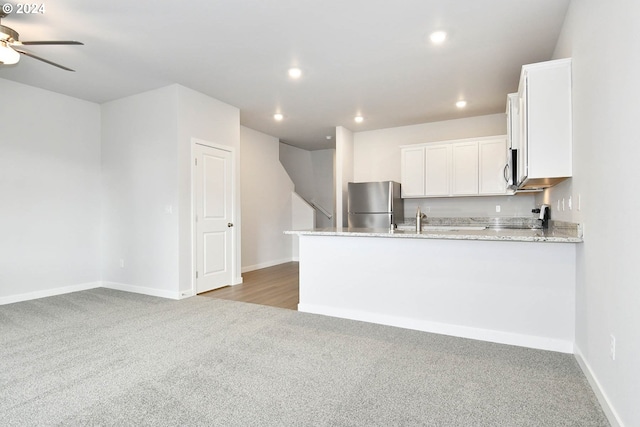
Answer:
[0, 0, 570, 150]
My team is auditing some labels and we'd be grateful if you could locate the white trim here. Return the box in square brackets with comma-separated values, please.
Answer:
[399, 134, 507, 149]
[102, 281, 181, 300]
[574, 345, 623, 427]
[298, 303, 574, 353]
[178, 289, 196, 299]
[241, 258, 294, 273]
[0, 282, 101, 305]
[191, 138, 238, 295]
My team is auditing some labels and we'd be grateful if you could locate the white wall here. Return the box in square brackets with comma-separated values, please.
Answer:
[101, 84, 240, 298]
[279, 143, 335, 228]
[176, 85, 241, 288]
[353, 113, 507, 182]
[299, 235, 576, 353]
[101, 86, 180, 298]
[404, 195, 535, 220]
[335, 126, 354, 227]
[310, 149, 335, 228]
[352, 114, 536, 219]
[0, 79, 102, 303]
[240, 127, 294, 272]
[279, 143, 315, 199]
[543, 1, 640, 425]
[0, 81, 239, 303]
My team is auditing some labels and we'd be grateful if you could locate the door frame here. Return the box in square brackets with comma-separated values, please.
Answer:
[190, 137, 239, 295]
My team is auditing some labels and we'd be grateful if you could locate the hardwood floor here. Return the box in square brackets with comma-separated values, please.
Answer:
[200, 262, 299, 310]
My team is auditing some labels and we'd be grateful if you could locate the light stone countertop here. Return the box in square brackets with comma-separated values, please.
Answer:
[285, 223, 583, 243]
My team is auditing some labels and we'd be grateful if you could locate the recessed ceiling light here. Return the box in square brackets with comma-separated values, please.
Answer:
[274, 113, 284, 121]
[354, 116, 364, 123]
[456, 100, 467, 108]
[430, 31, 447, 44]
[288, 67, 302, 79]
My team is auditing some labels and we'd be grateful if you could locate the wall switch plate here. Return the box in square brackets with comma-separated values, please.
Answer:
[578, 194, 581, 211]
[119, 259, 125, 268]
[568, 196, 572, 210]
[496, 205, 501, 213]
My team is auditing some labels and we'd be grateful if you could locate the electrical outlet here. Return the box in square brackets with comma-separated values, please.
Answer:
[568, 196, 572, 210]
[119, 259, 125, 268]
[496, 205, 501, 213]
[557, 199, 561, 211]
[610, 334, 616, 360]
[425, 207, 431, 213]
[562, 198, 565, 211]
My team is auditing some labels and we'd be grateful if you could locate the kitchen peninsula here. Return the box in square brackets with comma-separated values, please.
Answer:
[286, 221, 582, 353]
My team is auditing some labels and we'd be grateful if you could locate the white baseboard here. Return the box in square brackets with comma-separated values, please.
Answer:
[574, 345, 623, 427]
[178, 289, 195, 299]
[101, 281, 181, 300]
[298, 303, 574, 354]
[241, 258, 294, 273]
[0, 281, 102, 305]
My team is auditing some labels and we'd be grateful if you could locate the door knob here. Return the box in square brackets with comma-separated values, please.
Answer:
[228, 223, 234, 227]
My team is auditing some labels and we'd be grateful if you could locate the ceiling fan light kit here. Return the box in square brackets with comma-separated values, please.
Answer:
[0, 41, 19, 64]
[0, 14, 83, 71]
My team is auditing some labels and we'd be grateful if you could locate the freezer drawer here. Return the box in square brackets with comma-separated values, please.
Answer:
[348, 213, 393, 229]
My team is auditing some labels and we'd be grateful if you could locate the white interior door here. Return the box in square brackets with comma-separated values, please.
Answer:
[194, 143, 234, 293]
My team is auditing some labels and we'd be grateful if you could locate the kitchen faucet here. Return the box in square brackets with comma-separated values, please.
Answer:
[416, 207, 426, 232]
[532, 204, 551, 228]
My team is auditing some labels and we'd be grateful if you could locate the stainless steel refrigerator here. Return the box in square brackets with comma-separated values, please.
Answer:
[348, 181, 404, 229]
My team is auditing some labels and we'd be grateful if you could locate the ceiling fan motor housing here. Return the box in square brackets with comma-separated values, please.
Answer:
[0, 24, 19, 42]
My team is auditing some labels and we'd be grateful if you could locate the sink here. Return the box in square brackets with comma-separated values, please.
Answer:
[395, 225, 487, 232]
[421, 225, 487, 231]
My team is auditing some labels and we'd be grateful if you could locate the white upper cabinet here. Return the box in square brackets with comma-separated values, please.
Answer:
[451, 142, 478, 196]
[517, 58, 572, 190]
[506, 93, 520, 150]
[479, 138, 508, 195]
[400, 146, 426, 197]
[400, 135, 508, 198]
[424, 144, 451, 196]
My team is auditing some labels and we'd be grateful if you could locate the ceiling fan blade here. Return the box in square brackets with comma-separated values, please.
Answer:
[14, 48, 75, 72]
[18, 41, 84, 46]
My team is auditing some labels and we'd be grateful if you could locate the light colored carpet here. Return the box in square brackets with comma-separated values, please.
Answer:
[0, 288, 608, 426]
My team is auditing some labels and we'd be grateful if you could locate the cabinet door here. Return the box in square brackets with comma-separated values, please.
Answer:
[425, 144, 451, 196]
[517, 77, 528, 185]
[400, 146, 425, 197]
[451, 142, 478, 196]
[526, 60, 572, 179]
[506, 93, 520, 150]
[479, 138, 508, 194]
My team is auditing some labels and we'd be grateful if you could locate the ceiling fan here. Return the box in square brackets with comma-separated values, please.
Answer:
[0, 10, 83, 71]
